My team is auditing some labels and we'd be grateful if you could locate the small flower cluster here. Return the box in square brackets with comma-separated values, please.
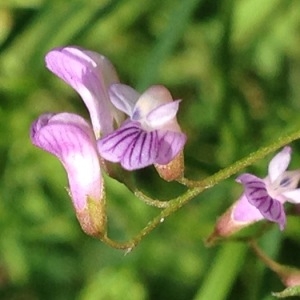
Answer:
[30, 46, 186, 236]
[31, 46, 300, 242]
[30, 45, 300, 296]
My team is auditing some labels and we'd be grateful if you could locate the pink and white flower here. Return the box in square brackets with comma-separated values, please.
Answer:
[97, 84, 187, 170]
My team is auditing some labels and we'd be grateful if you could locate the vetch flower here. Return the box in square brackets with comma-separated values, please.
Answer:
[207, 146, 300, 243]
[97, 84, 187, 180]
[45, 46, 124, 138]
[30, 113, 106, 236]
[235, 146, 300, 229]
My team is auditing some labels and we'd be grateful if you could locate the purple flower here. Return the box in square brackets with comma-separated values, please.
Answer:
[45, 46, 124, 138]
[233, 146, 300, 230]
[97, 84, 187, 170]
[30, 113, 106, 236]
[207, 146, 300, 244]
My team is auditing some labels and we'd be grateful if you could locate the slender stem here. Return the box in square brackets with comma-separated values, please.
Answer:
[249, 240, 283, 274]
[181, 130, 300, 188]
[100, 235, 136, 251]
[102, 129, 300, 250]
[134, 189, 170, 208]
[102, 187, 202, 251]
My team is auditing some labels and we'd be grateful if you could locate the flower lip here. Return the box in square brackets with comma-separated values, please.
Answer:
[97, 121, 159, 170]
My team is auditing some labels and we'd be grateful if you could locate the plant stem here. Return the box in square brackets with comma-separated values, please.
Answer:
[181, 130, 300, 188]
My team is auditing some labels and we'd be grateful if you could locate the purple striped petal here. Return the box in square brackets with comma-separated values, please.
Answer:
[97, 121, 159, 170]
[122, 130, 158, 170]
[30, 113, 103, 211]
[156, 130, 187, 165]
[237, 173, 286, 230]
[45, 46, 123, 137]
[97, 121, 141, 162]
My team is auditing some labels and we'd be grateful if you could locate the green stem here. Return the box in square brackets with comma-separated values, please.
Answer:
[102, 129, 300, 250]
[180, 130, 300, 188]
[134, 189, 170, 208]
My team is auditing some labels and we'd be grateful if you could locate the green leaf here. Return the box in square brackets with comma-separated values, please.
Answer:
[193, 243, 247, 300]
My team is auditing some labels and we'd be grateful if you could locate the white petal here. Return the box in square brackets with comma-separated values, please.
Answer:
[132, 85, 173, 121]
[268, 146, 292, 183]
[146, 100, 180, 129]
[282, 189, 300, 203]
[109, 83, 140, 116]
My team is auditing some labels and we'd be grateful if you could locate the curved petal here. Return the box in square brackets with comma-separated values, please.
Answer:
[268, 146, 292, 183]
[237, 173, 286, 230]
[146, 100, 180, 129]
[156, 130, 187, 165]
[30, 113, 103, 211]
[97, 121, 159, 170]
[45, 46, 122, 137]
[109, 83, 140, 116]
[132, 85, 173, 121]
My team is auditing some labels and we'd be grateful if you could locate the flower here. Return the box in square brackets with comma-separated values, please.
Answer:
[207, 146, 300, 244]
[97, 84, 187, 176]
[30, 113, 106, 236]
[45, 46, 124, 138]
[234, 146, 300, 230]
[30, 45, 124, 236]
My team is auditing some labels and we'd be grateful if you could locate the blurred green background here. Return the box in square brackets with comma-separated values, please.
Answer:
[1, 0, 300, 299]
